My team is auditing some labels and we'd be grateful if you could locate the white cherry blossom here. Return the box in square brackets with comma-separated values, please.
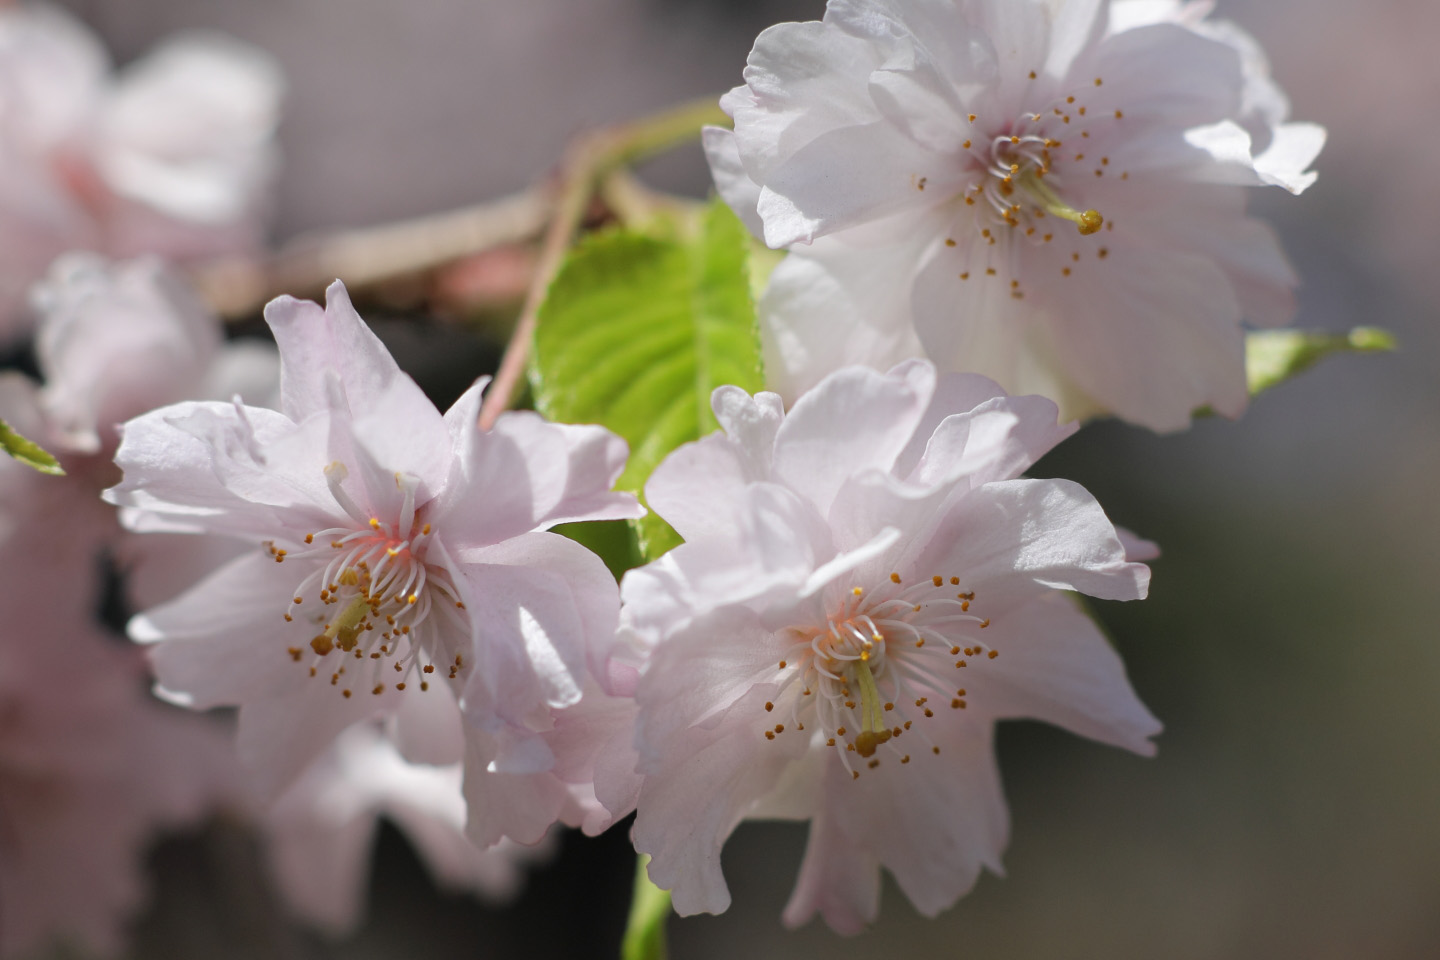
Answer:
[105, 281, 643, 847]
[616, 361, 1160, 931]
[707, 0, 1325, 431]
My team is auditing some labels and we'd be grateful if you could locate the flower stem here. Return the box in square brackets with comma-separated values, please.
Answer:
[478, 95, 729, 429]
[621, 855, 672, 960]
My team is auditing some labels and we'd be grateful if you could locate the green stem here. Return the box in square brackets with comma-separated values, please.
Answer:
[621, 855, 672, 960]
[479, 96, 729, 429]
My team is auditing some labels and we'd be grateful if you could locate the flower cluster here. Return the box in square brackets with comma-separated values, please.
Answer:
[0, 0, 1331, 951]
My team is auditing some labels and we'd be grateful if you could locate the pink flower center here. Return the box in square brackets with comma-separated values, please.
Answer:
[271, 463, 471, 701]
[943, 74, 1127, 298]
[766, 572, 999, 780]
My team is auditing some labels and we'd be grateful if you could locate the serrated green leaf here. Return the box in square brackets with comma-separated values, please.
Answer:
[1246, 326, 1396, 396]
[0, 419, 63, 475]
[531, 199, 763, 561]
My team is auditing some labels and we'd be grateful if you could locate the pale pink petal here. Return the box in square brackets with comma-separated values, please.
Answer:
[701, 125, 765, 239]
[130, 552, 308, 709]
[237, 693, 390, 802]
[830, 719, 1009, 917]
[438, 397, 641, 547]
[759, 212, 933, 404]
[458, 532, 618, 728]
[462, 732, 575, 847]
[908, 477, 1149, 606]
[758, 121, 960, 246]
[1115, 526, 1161, 563]
[772, 363, 935, 516]
[643, 431, 753, 544]
[972, 592, 1162, 754]
[633, 683, 803, 916]
[781, 806, 880, 934]
[909, 394, 1077, 491]
[726, 21, 884, 184]
[1042, 240, 1248, 431]
[107, 400, 335, 537]
[632, 606, 794, 767]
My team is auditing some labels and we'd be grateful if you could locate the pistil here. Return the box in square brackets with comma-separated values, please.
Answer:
[852, 661, 892, 757]
[1015, 168, 1103, 235]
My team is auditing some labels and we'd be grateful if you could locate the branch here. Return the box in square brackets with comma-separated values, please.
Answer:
[191, 185, 555, 319]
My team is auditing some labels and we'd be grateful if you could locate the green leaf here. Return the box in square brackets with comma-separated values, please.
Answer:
[620, 856, 671, 960]
[0, 419, 63, 475]
[554, 520, 645, 581]
[1246, 326, 1396, 396]
[531, 198, 763, 561]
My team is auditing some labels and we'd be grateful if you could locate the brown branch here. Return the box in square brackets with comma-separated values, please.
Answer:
[191, 185, 555, 319]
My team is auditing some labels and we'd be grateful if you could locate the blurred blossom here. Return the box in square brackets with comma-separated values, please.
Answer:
[0, 2, 283, 340]
[708, 0, 1323, 431]
[0, 385, 231, 959]
[0, 255, 282, 958]
[265, 722, 555, 936]
[617, 362, 1158, 931]
[0, 625, 232, 959]
[32, 253, 219, 454]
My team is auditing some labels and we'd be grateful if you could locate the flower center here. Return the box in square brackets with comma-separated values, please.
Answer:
[948, 75, 1130, 294]
[766, 573, 999, 779]
[272, 462, 471, 700]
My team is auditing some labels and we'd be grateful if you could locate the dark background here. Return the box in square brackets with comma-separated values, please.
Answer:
[48, 0, 1440, 956]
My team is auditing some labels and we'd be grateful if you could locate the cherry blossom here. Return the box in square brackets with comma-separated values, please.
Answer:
[0, 3, 282, 338]
[616, 361, 1160, 931]
[105, 281, 643, 847]
[707, 0, 1325, 430]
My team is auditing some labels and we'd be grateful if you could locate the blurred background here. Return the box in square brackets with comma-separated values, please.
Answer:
[42, 0, 1440, 957]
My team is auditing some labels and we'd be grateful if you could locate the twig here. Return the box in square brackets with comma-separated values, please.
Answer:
[478, 95, 728, 429]
[191, 185, 555, 319]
